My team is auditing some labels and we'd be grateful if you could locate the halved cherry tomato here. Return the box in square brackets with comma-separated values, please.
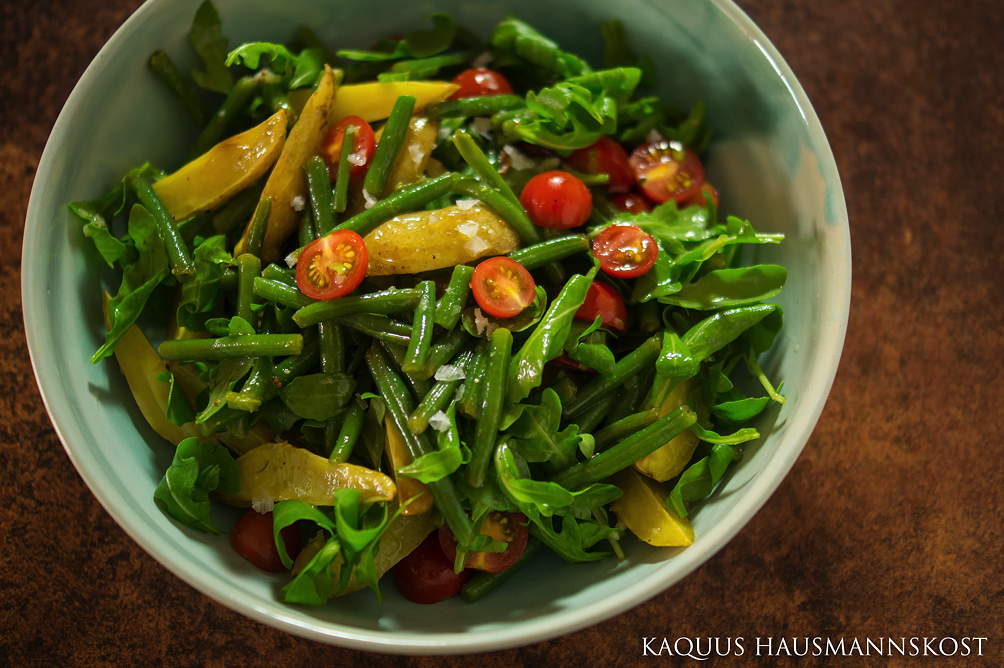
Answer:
[566, 137, 634, 193]
[629, 140, 705, 204]
[592, 224, 659, 278]
[576, 281, 628, 332]
[470, 256, 537, 319]
[320, 115, 376, 179]
[681, 181, 720, 209]
[296, 230, 369, 300]
[230, 510, 301, 573]
[393, 533, 470, 604]
[439, 512, 529, 574]
[610, 191, 652, 214]
[449, 67, 513, 99]
[519, 170, 593, 229]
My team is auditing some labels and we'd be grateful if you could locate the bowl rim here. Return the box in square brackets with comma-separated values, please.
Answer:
[22, 0, 850, 654]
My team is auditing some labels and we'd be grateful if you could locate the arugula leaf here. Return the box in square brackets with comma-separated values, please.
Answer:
[278, 373, 355, 421]
[666, 443, 737, 518]
[506, 389, 580, 471]
[621, 200, 715, 243]
[195, 358, 254, 424]
[564, 317, 615, 375]
[188, 1, 233, 93]
[157, 371, 196, 426]
[656, 330, 699, 378]
[492, 17, 590, 78]
[271, 499, 337, 568]
[176, 235, 232, 331]
[330, 488, 394, 598]
[711, 396, 771, 423]
[69, 201, 127, 267]
[691, 424, 760, 445]
[397, 403, 469, 483]
[339, 13, 456, 63]
[660, 265, 787, 310]
[630, 250, 681, 303]
[282, 538, 342, 604]
[502, 71, 639, 151]
[681, 304, 777, 364]
[378, 51, 471, 82]
[529, 515, 616, 562]
[508, 271, 594, 404]
[91, 204, 170, 363]
[153, 437, 238, 533]
[225, 43, 324, 89]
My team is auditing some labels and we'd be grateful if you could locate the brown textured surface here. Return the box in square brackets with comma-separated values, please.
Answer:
[2, 0, 1002, 665]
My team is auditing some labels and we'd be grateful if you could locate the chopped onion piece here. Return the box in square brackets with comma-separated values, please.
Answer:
[434, 364, 466, 382]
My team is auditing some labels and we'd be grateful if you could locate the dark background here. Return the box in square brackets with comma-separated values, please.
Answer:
[1, 0, 1001, 665]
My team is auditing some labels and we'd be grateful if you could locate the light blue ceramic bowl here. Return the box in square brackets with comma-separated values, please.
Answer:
[23, 0, 850, 654]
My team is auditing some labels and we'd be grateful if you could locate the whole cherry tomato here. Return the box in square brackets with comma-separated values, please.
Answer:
[230, 510, 301, 573]
[393, 533, 470, 604]
[449, 68, 514, 99]
[575, 281, 628, 332]
[519, 170, 593, 229]
[567, 137, 634, 193]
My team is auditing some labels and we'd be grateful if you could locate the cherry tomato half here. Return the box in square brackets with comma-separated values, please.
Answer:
[610, 191, 653, 214]
[519, 170, 593, 229]
[566, 137, 635, 193]
[576, 281, 628, 332]
[320, 115, 376, 179]
[681, 181, 720, 209]
[393, 533, 470, 604]
[449, 67, 514, 100]
[471, 256, 537, 319]
[629, 140, 705, 204]
[296, 230, 369, 301]
[230, 510, 301, 573]
[592, 224, 659, 278]
[439, 512, 529, 574]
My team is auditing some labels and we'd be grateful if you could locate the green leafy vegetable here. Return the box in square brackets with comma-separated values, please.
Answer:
[188, 1, 233, 93]
[491, 17, 590, 78]
[225, 42, 324, 88]
[505, 389, 581, 471]
[660, 265, 787, 310]
[157, 371, 196, 426]
[397, 403, 470, 483]
[656, 330, 699, 378]
[666, 443, 737, 518]
[691, 424, 760, 445]
[278, 373, 355, 421]
[176, 234, 233, 331]
[338, 13, 456, 62]
[712, 395, 771, 422]
[153, 437, 238, 533]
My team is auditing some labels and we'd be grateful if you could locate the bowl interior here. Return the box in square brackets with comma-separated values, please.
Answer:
[23, 0, 849, 654]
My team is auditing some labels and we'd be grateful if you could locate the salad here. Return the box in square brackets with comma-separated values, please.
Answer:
[71, 2, 787, 606]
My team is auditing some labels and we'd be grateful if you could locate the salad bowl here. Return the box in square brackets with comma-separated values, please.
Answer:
[22, 0, 849, 653]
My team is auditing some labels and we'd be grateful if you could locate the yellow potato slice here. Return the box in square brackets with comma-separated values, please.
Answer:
[612, 469, 694, 547]
[385, 418, 433, 515]
[365, 204, 520, 275]
[222, 441, 396, 506]
[237, 65, 337, 262]
[328, 81, 458, 122]
[153, 110, 287, 221]
[634, 380, 700, 482]
[382, 116, 438, 195]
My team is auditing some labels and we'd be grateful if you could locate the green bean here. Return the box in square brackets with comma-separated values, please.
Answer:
[414, 328, 469, 380]
[594, 409, 659, 450]
[235, 253, 261, 324]
[225, 356, 273, 412]
[190, 75, 258, 158]
[336, 314, 412, 346]
[292, 288, 420, 327]
[452, 134, 540, 245]
[271, 306, 296, 332]
[159, 334, 302, 360]
[467, 327, 513, 487]
[332, 124, 356, 214]
[508, 235, 589, 270]
[262, 263, 296, 286]
[128, 175, 194, 277]
[603, 372, 648, 427]
[427, 94, 524, 119]
[460, 538, 541, 603]
[563, 335, 661, 419]
[298, 210, 317, 248]
[408, 349, 474, 433]
[363, 95, 416, 197]
[382, 342, 431, 399]
[435, 264, 474, 330]
[212, 185, 262, 233]
[335, 172, 459, 237]
[318, 322, 345, 374]
[253, 277, 313, 309]
[552, 406, 697, 489]
[365, 346, 474, 544]
[402, 280, 436, 375]
[458, 344, 489, 418]
[273, 335, 320, 386]
[576, 393, 615, 433]
[221, 266, 238, 294]
[148, 50, 205, 125]
[245, 196, 272, 259]
[329, 401, 365, 462]
[305, 155, 335, 235]
[562, 168, 610, 187]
